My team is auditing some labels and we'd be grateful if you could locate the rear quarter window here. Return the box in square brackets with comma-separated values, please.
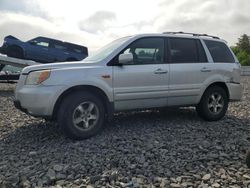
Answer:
[204, 40, 235, 63]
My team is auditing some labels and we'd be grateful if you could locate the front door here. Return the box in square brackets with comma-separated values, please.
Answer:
[113, 37, 170, 111]
[26, 38, 53, 62]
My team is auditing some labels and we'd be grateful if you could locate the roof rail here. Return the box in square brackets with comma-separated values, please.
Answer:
[162, 31, 220, 39]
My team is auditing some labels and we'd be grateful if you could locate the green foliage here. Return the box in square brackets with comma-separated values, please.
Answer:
[231, 34, 250, 66]
[237, 34, 250, 54]
[232, 47, 250, 66]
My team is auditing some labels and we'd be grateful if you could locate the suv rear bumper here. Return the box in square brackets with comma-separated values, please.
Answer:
[226, 82, 243, 101]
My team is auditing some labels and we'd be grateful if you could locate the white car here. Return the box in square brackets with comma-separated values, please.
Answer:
[14, 32, 243, 140]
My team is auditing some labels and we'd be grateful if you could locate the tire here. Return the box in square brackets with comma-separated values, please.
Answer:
[57, 91, 105, 140]
[196, 86, 228, 121]
[6, 46, 24, 59]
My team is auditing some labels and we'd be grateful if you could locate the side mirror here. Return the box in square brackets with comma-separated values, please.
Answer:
[118, 53, 133, 65]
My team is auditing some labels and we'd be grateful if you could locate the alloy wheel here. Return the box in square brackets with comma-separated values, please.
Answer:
[72, 101, 99, 131]
[207, 92, 224, 114]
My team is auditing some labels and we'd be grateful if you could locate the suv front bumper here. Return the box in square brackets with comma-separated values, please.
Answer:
[14, 85, 64, 117]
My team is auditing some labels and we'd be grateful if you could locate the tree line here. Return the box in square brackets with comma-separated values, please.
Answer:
[231, 34, 250, 66]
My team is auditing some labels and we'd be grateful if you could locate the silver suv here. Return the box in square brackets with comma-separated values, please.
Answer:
[14, 32, 243, 140]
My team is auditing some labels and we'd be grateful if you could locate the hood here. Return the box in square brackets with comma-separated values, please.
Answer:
[22, 60, 101, 74]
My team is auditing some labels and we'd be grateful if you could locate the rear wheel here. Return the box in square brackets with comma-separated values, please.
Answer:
[6, 46, 24, 59]
[57, 91, 105, 140]
[196, 86, 228, 121]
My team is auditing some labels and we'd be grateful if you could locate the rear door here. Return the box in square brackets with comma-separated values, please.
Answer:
[113, 37, 170, 110]
[49, 40, 68, 62]
[168, 37, 210, 106]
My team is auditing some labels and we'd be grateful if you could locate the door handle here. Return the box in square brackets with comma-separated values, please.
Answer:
[200, 67, 211, 72]
[154, 68, 168, 74]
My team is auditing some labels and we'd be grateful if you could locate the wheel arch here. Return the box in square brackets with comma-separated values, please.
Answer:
[199, 82, 229, 103]
[6, 44, 25, 56]
[7, 44, 24, 52]
[52, 85, 114, 121]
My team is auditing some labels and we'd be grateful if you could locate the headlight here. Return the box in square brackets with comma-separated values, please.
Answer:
[25, 70, 51, 85]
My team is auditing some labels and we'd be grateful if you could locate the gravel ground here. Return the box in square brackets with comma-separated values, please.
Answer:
[0, 77, 250, 188]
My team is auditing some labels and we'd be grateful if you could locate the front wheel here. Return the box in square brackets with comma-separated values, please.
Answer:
[57, 91, 105, 140]
[196, 86, 228, 121]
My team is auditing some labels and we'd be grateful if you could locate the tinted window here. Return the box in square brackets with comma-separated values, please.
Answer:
[35, 41, 49, 47]
[66, 43, 88, 55]
[121, 38, 164, 64]
[72, 48, 82, 53]
[70, 46, 83, 54]
[169, 38, 206, 63]
[204, 40, 235, 63]
[54, 44, 67, 50]
[52, 41, 67, 50]
[29, 37, 49, 47]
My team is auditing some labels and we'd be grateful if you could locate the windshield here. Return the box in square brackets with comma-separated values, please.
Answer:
[85, 36, 131, 62]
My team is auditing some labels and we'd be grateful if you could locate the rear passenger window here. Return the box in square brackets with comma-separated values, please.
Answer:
[204, 40, 235, 63]
[169, 38, 207, 63]
[54, 44, 67, 50]
[67, 44, 87, 55]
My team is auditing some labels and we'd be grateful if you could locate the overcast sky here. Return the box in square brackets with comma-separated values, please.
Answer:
[0, 0, 249, 53]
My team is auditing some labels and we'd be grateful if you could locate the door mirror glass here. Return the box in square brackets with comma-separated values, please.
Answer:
[119, 53, 133, 65]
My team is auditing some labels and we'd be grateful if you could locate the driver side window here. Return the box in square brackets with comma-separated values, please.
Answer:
[121, 37, 164, 65]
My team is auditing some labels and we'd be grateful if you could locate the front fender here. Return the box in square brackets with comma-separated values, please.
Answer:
[42, 66, 113, 102]
[56, 80, 113, 102]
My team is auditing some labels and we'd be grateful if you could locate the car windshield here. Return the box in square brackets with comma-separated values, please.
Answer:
[85, 36, 131, 62]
